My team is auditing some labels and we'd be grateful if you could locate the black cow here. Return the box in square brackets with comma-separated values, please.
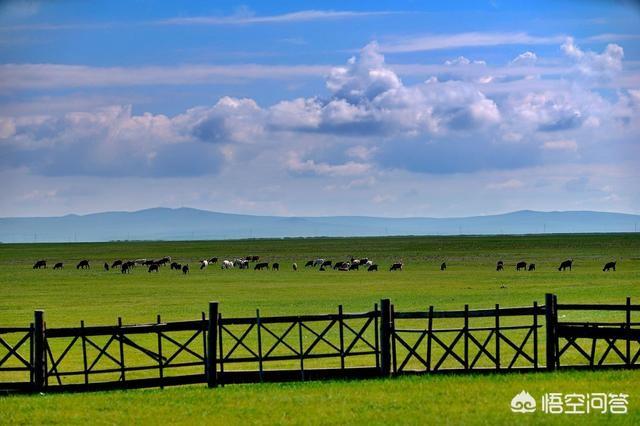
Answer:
[111, 260, 122, 269]
[170, 262, 180, 270]
[349, 263, 359, 271]
[305, 260, 314, 267]
[368, 264, 378, 272]
[440, 262, 446, 271]
[121, 261, 134, 274]
[254, 262, 269, 271]
[603, 261, 616, 272]
[390, 262, 403, 271]
[321, 260, 332, 268]
[148, 264, 159, 273]
[558, 259, 573, 271]
[496, 264, 504, 272]
[182, 264, 189, 274]
[33, 260, 46, 269]
[53, 262, 63, 270]
[77, 260, 90, 269]
[497, 260, 504, 267]
[516, 261, 527, 271]
[272, 263, 280, 271]
[333, 261, 346, 270]
[104, 262, 109, 271]
[209, 257, 218, 264]
[359, 258, 369, 265]
[528, 263, 536, 271]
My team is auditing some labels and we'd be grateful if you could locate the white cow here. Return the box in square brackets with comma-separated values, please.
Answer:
[200, 260, 208, 270]
[221, 260, 234, 269]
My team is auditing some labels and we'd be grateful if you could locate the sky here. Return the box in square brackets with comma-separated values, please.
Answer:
[0, 0, 639, 218]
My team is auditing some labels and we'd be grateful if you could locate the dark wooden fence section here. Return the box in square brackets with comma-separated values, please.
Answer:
[2, 294, 640, 394]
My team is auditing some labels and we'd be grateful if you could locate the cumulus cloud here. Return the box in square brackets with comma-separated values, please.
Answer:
[561, 37, 624, 80]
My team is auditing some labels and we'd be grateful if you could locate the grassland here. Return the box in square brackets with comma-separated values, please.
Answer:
[1, 233, 639, 424]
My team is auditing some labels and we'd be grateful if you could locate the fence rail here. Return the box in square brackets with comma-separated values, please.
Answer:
[1, 293, 639, 394]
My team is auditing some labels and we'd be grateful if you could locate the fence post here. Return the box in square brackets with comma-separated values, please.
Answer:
[544, 293, 557, 371]
[380, 299, 392, 377]
[33, 310, 45, 392]
[207, 301, 219, 388]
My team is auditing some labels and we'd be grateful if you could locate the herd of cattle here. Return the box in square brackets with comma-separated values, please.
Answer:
[30, 256, 618, 274]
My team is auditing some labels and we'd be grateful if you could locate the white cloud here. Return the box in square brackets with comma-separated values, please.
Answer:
[542, 140, 578, 151]
[286, 154, 371, 177]
[561, 37, 624, 79]
[379, 32, 565, 53]
[510, 51, 538, 66]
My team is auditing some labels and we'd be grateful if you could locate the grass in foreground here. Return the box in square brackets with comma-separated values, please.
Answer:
[2, 369, 639, 425]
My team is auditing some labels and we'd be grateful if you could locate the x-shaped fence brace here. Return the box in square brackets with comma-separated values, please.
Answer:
[558, 328, 632, 366]
[393, 324, 537, 372]
[44, 328, 205, 385]
[0, 332, 32, 371]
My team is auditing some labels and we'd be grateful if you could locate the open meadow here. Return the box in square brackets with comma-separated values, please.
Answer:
[1, 233, 640, 424]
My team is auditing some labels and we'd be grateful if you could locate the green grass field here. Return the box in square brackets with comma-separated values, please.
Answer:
[1, 234, 639, 424]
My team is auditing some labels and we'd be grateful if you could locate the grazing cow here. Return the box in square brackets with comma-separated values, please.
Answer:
[272, 263, 280, 271]
[349, 263, 359, 271]
[104, 262, 109, 271]
[135, 259, 146, 266]
[497, 260, 504, 267]
[292, 262, 298, 271]
[53, 262, 63, 270]
[334, 261, 346, 270]
[528, 264, 536, 271]
[368, 264, 378, 272]
[351, 259, 361, 267]
[321, 260, 332, 268]
[148, 264, 159, 273]
[170, 262, 180, 270]
[209, 257, 218, 264]
[390, 262, 403, 271]
[221, 260, 233, 269]
[76, 260, 90, 269]
[359, 258, 369, 265]
[603, 261, 616, 272]
[121, 262, 132, 274]
[182, 264, 189, 275]
[365, 260, 373, 267]
[313, 258, 325, 267]
[235, 259, 249, 269]
[304, 260, 314, 268]
[254, 262, 269, 271]
[200, 260, 209, 270]
[33, 260, 46, 269]
[496, 264, 504, 272]
[252, 256, 260, 262]
[516, 261, 527, 271]
[558, 259, 573, 271]
[440, 262, 446, 271]
[111, 260, 122, 269]
[143, 260, 155, 267]
[156, 258, 169, 267]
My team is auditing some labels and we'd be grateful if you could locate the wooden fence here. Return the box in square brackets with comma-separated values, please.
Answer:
[1, 294, 639, 394]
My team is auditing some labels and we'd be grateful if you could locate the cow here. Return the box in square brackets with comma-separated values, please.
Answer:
[170, 262, 180, 270]
[53, 262, 63, 270]
[254, 262, 269, 271]
[200, 260, 209, 270]
[134, 259, 146, 266]
[235, 259, 249, 269]
[251, 256, 260, 262]
[368, 264, 378, 272]
[497, 260, 504, 267]
[496, 263, 504, 272]
[148, 264, 159, 273]
[333, 261, 346, 270]
[111, 260, 123, 269]
[221, 260, 233, 269]
[272, 263, 280, 271]
[516, 261, 527, 271]
[121, 262, 133, 274]
[359, 258, 369, 265]
[182, 264, 189, 274]
[104, 262, 109, 271]
[440, 262, 446, 271]
[76, 260, 90, 269]
[292, 262, 298, 271]
[33, 260, 46, 269]
[528, 263, 536, 271]
[390, 262, 403, 271]
[143, 260, 155, 267]
[156, 258, 170, 267]
[321, 260, 332, 268]
[313, 258, 325, 267]
[365, 260, 373, 267]
[603, 261, 616, 272]
[209, 257, 218, 264]
[349, 263, 359, 271]
[304, 260, 314, 267]
[558, 259, 573, 271]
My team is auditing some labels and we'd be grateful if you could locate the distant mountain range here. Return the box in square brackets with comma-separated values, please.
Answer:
[0, 208, 638, 243]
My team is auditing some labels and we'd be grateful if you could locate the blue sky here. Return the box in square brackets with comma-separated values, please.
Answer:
[0, 0, 639, 217]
